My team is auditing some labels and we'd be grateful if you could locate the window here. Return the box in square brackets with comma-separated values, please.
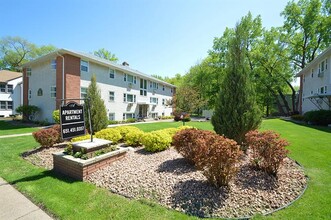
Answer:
[26, 68, 31, 77]
[303, 75, 305, 83]
[28, 89, 32, 100]
[81, 60, 89, 72]
[51, 60, 56, 69]
[0, 101, 12, 110]
[50, 86, 56, 98]
[150, 81, 158, 89]
[0, 101, 6, 110]
[321, 87, 324, 94]
[140, 79, 147, 96]
[171, 88, 173, 93]
[325, 86, 328, 94]
[81, 87, 88, 99]
[124, 74, 136, 84]
[37, 88, 43, 96]
[109, 113, 115, 121]
[162, 99, 165, 105]
[123, 93, 136, 103]
[311, 69, 314, 78]
[151, 113, 158, 118]
[109, 91, 115, 101]
[162, 85, 165, 91]
[7, 101, 12, 110]
[150, 97, 158, 105]
[109, 69, 115, 78]
[0, 84, 5, 93]
[123, 113, 135, 120]
[7, 85, 13, 93]
[326, 58, 328, 70]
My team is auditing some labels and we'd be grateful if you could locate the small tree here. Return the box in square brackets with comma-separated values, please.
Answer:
[84, 74, 108, 133]
[15, 105, 39, 121]
[212, 23, 261, 145]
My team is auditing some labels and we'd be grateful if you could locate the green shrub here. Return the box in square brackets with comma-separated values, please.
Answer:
[291, 114, 304, 121]
[108, 120, 119, 125]
[114, 126, 141, 141]
[162, 128, 180, 137]
[52, 110, 60, 123]
[142, 130, 172, 152]
[245, 130, 289, 176]
[71, 134, 93, 142]
[161, 116, 174, 120]
[125, 130, 145, 147]
[32, 124, 61, 147]
[303, 110, 331, 126]
[178, 125, 194, 131]
[126, 118, 136, 123]
[95, 128, 122, 143]
[15, 105, 40, 121]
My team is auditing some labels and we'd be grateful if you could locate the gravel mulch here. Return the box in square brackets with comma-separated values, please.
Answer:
[23, 146, 307, 218]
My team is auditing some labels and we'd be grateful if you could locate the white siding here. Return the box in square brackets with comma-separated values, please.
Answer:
[0, 77, 22, 117]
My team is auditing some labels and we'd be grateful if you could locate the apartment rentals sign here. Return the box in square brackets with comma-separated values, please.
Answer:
[60, 102, 86, 139]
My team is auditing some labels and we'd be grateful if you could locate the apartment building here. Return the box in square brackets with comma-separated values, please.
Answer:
[22, 49, 176, 122]
[296, 46, 331, 113]
[0, 70, 22, 117]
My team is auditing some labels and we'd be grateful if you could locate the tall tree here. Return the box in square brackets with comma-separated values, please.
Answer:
[93, 48, 118, 62]
[85, 74, 108, 133]
[212, 21, 262, 145]
[175, 85, 207, 114]
[0, 36, 56, 71]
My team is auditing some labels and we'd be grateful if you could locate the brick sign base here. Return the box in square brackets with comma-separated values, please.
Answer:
[53, 148, 130, 180]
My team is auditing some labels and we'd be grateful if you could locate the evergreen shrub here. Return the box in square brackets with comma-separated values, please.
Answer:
[303, 110, 331, 126]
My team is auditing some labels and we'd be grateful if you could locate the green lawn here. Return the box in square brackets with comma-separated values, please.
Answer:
[132, 120, 213, 132]
[0, 119, 330, 219]
[0, 120, 40, 136]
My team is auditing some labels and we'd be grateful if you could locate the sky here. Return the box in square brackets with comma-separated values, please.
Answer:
[2, 0, 290, 79]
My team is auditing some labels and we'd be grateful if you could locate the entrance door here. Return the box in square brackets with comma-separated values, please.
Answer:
[138, 105, 148, 118]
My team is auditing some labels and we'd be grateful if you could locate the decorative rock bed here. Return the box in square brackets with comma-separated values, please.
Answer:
[23, 146, 307, 218]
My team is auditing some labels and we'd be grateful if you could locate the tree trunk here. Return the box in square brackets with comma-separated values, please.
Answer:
[278, 89, 291, 116]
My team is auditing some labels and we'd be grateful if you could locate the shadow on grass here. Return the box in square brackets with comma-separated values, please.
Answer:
[157, 158, 196, 175]
[171, 179, 229, 218]
[10, 170, 79, 185]
[280, 119, 331, 134]
[0, 120, 39, 130]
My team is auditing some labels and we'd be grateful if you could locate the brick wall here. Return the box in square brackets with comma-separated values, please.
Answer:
[53, 152, 127, 181]
[22, 68, 29, 106]
[56, 54, 81, 108]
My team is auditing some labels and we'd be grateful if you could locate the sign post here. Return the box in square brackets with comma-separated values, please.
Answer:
[60, 102, 86, 140]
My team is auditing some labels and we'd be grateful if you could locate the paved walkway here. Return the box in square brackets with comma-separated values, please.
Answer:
[0, 133, 32, 139]
[0, 177, 53, 220]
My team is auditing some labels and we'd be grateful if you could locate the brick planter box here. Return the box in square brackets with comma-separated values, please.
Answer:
[53, 147, 130, 180]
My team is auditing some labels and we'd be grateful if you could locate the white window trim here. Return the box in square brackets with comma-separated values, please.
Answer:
[109, 91, 115, 102]
[123, 93, 136, 103]
[81, 60, 89, 72]
[28, 89, 32, 100]
[109, 68, 115, 78]
[50, 86, 56, 98]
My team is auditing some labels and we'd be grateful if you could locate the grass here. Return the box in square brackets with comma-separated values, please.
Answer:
[0, 119, 330, 219]
[0, 120, 40, 136]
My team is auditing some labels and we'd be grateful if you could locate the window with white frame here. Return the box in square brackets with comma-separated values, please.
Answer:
[311, 69, 314, 78]
[123, 113, 135, 120]
[51, 60, 56, 69]
[320, 87, 324, 94]
[162, 85, 165, 91]
[0, 101, 6, 110]
[140, 79, 147, 96]
[150, 81, 158, 89]
[28, 89, 32, 100]
[150, 97, 158, 105]
[50, 86, 56, 98]
[26, 68, 31, 77]
[7, 101, 12, 110]
[7, 85, 13, 93]
[109, 91, 115, 101]
[109, 113, 115, 121]
[0, 84, 6, 93]
[123, 93, 136, 103]
[109, 69, 115, 78]
[81, 87, 88, 99]
[151, 112, 158, 118]
[124, 73, 136, 84]
[80, 60, 89, 72]
[325, 86, 328, 94]
[162, 99, 165, 105]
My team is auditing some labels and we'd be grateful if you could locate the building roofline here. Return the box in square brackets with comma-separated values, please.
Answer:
[296, 45, 331, 77]
[21, 48, 176, 88]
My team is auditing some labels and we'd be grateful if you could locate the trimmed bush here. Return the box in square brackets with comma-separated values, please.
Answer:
[125, 130, 145, 147]
[95, 128, 122, 143]
[71, 134, 93, 142]
[173, 128, 214, 164]
[126, 118, 137, 123]
[52, 110, 60, 123]
[162, 128, 180, 137]
[142, 130, 172, 152]
[198, 135, 242, 187]
[32, 124, 61, 147]
[108, 120, 119, 125]
[245, 130, 289, 176]
[303, 110, 331, 126]
[114, 126, 141, 141]
[291, 114, 304, 121]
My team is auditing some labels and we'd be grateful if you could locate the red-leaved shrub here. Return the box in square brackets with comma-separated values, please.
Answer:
[172, 128, 215, 164]
[245, 130, 289, 176]
[173, 128, 242, 186]
[198, 135, 242, 187]
[33, 124, 61, 147]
